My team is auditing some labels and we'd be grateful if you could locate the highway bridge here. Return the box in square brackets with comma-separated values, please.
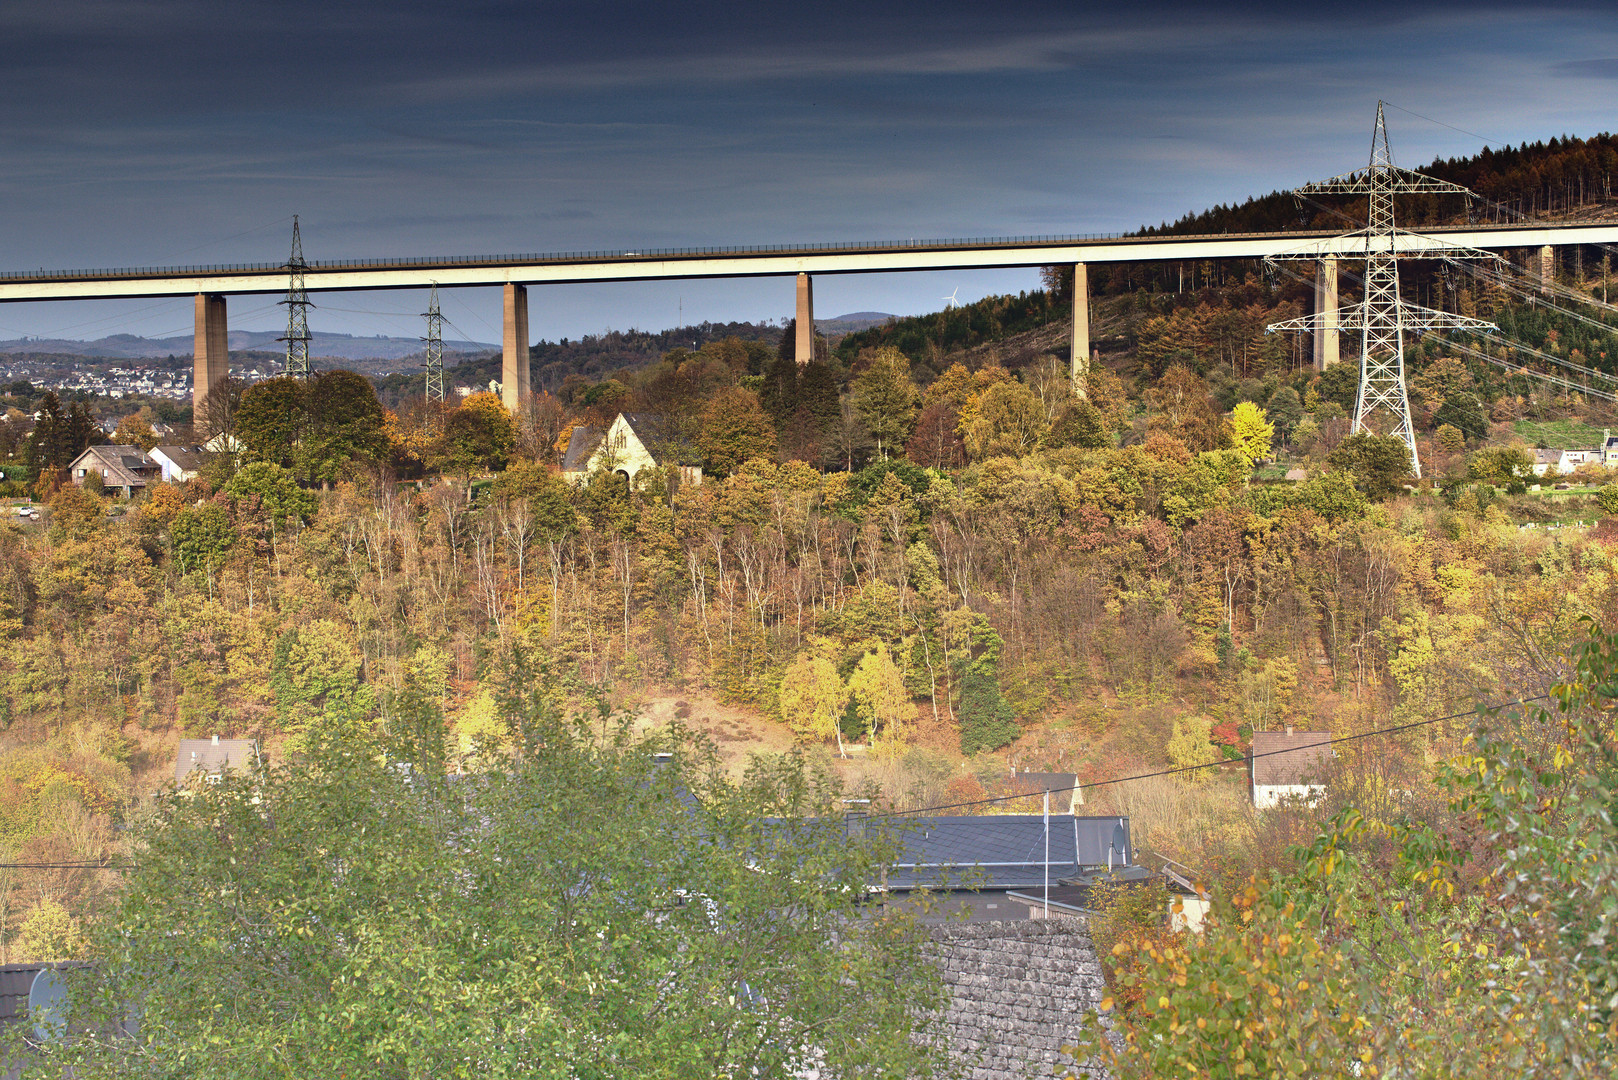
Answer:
[3, 220, 1617, 414]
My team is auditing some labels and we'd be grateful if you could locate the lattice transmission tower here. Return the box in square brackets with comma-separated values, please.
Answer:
[422, 282, 445, 409]
[1267, 103, 1503, 478]
[278, 215, 314, 378]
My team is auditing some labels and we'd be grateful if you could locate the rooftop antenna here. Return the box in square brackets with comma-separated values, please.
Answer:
[278, 215, 314, 378]
[942, 285, 960, 309]
[422, 282, 445, 413]
[1265, 102, 1500, 478]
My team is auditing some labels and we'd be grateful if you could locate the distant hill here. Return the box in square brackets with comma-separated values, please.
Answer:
[818, 312, 894, 336]
[0, 329, 495, 363]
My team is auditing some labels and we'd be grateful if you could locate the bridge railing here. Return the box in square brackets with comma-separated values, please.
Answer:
[0, 221, 1593, 283]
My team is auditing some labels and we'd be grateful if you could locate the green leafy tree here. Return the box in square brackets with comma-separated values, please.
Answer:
[1597, 483, 1618, 516]
[236, 377, 307, 466]
[852, 347, 919, 459]
[15, 898, 85, 962]
[223, 462, 316, 528]
[950, 612, 1019, 755]
[170, 502, 237, 580]
[440, 391, 517, 477]
[1327, 432, 1412, 500]
[1265, 386, 1304, 444]
[1313, 361, 1359, 413]
[697, 387, 776, 476]
[1468, 444, 1535, 487]
[1434, 391, 1490, 443]
[1047, 397, 1109, 450]
[15, 696, 949, 1079]
[300, 370, 389, 483]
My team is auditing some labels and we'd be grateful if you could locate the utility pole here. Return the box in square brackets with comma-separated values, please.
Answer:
[278, 215, 314, 378]
[1266, 103, 1501, 478]
[423, 282, 445, 410]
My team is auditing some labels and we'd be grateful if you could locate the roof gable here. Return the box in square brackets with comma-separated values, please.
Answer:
[1251, 730, 1333, 785]
[174, 738, 258, 784]
[562, 426, 605, 472]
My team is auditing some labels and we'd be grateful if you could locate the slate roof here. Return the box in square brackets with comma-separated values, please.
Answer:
[151, 444, 212, 475]
[1251, 730, 1333, 786]
[174, 738, 259, 785]
[882, 815, 1131, 890]
[71, 444, 159, 490]
[618, 412, 701, 467]
[561, 425, 604, 472]
[926, 920, 1109, 1080]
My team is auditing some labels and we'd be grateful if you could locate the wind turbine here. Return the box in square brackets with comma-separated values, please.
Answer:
[942, 286, 960, 309]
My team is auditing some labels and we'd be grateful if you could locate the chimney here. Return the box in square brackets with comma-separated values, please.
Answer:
[1285, 726, 1294, 737]
[211, 734, 220, 745]
[843, 798, 870, 839]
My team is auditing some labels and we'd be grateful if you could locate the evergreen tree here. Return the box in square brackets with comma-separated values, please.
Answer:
[958, 666, 1018, 755]
[796, 360, 841, 432]
[760, 353, 799, 426]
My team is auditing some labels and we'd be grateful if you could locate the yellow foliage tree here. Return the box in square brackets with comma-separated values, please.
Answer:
[1165, 713, 1214, 782]
[777, 653, 849, 756]
[17, 899, 85, 962]
[847, 643, 911, 746]
[1227, 401, 1274, 467]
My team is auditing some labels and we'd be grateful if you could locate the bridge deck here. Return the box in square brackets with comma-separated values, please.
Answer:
[2, 222, 1615, 302]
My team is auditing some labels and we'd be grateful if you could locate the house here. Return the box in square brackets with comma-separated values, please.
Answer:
[876, 811, 1131, 923]
[67, 444, 159, 497]
[1531, 446, 1601, 477]
[173, 735, 259, 786]
[1250, 728, 1334, 808]
[561, 413, 702, 490]
[148, 444, 212, 483]
[1005, 861, 1211, 931]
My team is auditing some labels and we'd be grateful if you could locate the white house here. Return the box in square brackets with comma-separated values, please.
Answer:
[561, 413, 702, 490]
[1250, 728, 1333, 809]
[148, 444, 213, 483]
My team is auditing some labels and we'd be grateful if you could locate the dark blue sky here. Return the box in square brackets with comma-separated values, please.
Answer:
[2, 1, 1617, 347]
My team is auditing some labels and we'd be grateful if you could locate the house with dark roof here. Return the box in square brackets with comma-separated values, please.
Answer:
[174, 735, 259, 786]
[148, 444, 213, 483]
[68, 445, 160, 497]
[561, 413, 702, 490]
[1250, 728, 1333, 808]
[874, 812, 1131, 923]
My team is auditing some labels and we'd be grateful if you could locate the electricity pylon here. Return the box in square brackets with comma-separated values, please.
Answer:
[423, 282, 445, 411]
[1266, 103, 1501, 478]
[278, 215, 314, 378]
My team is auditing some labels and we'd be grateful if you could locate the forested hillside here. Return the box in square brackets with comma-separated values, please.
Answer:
[1, 129, 1618, 968]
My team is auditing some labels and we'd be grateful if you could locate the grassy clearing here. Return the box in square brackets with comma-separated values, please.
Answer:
[1512, 419, 1607, 449]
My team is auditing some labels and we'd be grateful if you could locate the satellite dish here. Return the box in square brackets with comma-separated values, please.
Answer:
[1111, 822, 1129, 865]
[28, 967, 69, 1043]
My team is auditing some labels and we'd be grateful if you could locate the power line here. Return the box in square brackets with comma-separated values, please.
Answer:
[876, 694, 1552, 819]
[1380, 101, 1501, 148]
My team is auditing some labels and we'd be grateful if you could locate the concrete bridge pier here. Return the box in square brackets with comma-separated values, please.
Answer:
[193, 292, 228, 416]
[1313, 256, 1339, 371]
[1539, 244, 1555, 294]
[502, 282, 531, 413]
[1070, 263, 1089, 396]
[795, 272, 814, 364]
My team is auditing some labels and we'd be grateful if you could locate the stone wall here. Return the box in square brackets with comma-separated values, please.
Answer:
[927, 919, 1109, 1080]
